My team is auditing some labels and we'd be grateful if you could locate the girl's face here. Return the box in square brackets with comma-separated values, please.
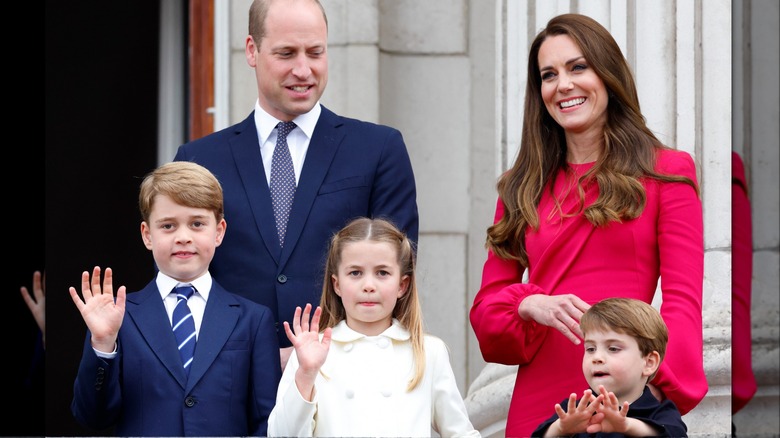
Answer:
[332, 240, 409, 336]
[538, 34, 609, 136]
[582, 328, 659, 404]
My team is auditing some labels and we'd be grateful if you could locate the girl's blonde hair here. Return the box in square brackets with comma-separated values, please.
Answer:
[318, 217, 425, 391]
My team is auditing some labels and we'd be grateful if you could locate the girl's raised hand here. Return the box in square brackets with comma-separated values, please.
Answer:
[283, 303, 332, 401]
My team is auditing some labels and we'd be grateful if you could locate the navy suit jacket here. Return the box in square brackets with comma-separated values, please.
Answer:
[71, 279, 281, 437]
[174, 106, 419, 346]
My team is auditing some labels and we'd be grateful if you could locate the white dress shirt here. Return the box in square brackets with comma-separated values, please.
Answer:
[253, 100, 321, 186]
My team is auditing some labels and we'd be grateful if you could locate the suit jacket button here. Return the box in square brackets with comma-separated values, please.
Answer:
[277, 274, 288, 284]
[184, 396, 196, 407]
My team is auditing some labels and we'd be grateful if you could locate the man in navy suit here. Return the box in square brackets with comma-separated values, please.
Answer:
[69, 162, 281, 436]
[174, 0, 419, 369]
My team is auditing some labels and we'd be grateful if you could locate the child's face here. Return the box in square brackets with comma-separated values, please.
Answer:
[141, 194, 225, 283]
[331, 240, 410, 336]
[582, 328, 659, 403]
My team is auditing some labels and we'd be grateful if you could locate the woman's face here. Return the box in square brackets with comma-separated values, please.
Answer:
[538, 34, 609, 136]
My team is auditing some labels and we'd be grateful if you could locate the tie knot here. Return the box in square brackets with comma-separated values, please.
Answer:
[174, 285, 194, 301]
[277, 121, 297, 139]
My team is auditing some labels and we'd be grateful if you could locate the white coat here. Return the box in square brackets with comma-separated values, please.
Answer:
[268, 319, 481, 437]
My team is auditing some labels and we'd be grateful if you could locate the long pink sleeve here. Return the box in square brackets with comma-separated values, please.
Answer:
[469, 198, 549, 365]
[648, 150, 708, 415]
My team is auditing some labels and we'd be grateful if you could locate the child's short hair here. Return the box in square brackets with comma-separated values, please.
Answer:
[580, 297, 668, 366]
[138, 161, 224, 223]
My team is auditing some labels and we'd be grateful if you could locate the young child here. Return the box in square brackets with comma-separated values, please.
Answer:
[532, 297, 687, 437]
[69, 161, 282, 436]
[267, 217, 480, 437]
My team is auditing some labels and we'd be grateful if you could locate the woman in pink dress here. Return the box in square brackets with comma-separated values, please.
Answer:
[469, 14, 708, 437]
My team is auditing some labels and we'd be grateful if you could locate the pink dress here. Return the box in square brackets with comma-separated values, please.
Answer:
[470, 149, 708, 437]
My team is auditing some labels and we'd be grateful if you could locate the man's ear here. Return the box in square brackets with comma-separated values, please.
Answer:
[245, 35, 258, 67]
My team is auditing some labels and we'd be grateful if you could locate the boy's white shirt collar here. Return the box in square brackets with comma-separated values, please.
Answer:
[156, 271, 212, 301]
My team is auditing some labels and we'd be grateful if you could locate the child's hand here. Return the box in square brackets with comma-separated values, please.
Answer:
[553, 389, 604, 435]
[20, 270, 46, 342]
[283, 303, 332, 400]
[69, 266, 126, 353]
[586, 385, 630, 434]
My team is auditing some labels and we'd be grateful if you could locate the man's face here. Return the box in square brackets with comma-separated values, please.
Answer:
[245, 0, 328, 121]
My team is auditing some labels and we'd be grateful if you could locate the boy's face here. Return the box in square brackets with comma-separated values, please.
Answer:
[582, 328, 659, 403]
[140, 194, 225, 283]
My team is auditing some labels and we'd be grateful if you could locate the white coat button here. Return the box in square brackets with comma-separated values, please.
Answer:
[344, 343, 354, 352]
[381, 389, 392, 397]
[377, 337, 390, 348]
[345, 389, 355, 399]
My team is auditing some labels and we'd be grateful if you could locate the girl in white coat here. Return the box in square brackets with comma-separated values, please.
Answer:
[268, 217, 480, 437]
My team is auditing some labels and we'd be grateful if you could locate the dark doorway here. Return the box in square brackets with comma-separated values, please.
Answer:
[45, 1, 162, 435]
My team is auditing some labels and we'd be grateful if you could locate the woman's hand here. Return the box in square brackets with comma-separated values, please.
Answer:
[518, 293, 590, 344]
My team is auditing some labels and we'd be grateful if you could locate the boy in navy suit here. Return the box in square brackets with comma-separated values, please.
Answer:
[69, 161, 282, 436]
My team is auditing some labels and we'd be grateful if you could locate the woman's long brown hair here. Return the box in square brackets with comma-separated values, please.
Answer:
[487, 13, 698, 266]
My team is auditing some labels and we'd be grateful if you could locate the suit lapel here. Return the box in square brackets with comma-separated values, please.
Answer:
[125, 282, 189, 388]
[280, 107, 344, 265]
[185, 283, 240, 390]
[229, 114, 283, 262]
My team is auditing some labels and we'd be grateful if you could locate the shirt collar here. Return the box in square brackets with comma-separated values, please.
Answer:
[253, 100, 321, 144]
[156, 271, 212, 301]
[330, 318, 411, 342]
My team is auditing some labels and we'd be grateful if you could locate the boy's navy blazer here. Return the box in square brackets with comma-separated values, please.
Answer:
[173, 105, 419, 347]
[71, 279, 281, 437]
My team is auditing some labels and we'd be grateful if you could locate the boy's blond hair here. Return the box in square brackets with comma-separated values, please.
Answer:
[138, 161, 224, 223]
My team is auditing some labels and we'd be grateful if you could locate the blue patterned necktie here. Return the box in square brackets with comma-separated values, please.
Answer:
[270, 121, 298, 247]
[172, 285, 197, 375]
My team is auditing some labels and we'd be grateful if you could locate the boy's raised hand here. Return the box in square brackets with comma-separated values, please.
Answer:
[553, 389, 604, 435]
[586, 385, 633, 435]
[69, 266, 126, 353]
